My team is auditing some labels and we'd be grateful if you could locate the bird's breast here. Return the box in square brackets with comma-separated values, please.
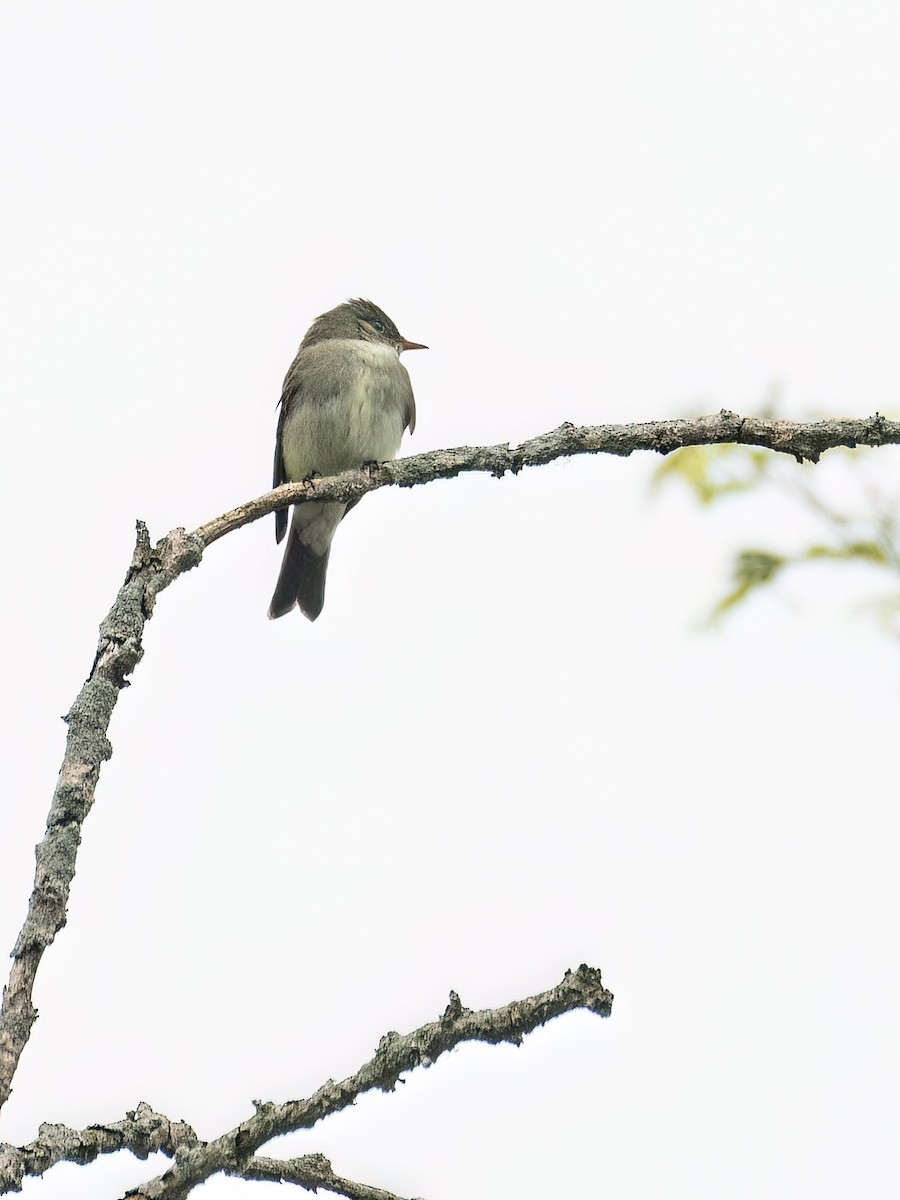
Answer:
[281, 340, 411, 481]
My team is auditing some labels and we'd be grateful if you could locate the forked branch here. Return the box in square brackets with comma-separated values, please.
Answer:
[0, 968, 612, 1197]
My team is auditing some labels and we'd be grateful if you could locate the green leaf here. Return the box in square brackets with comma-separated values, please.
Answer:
[708, 550, 785, 623]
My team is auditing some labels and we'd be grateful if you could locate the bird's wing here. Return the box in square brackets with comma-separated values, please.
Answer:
[273, 393, 290, 544]
[273, 347, 312, 544]
[400, 361, 417, 435]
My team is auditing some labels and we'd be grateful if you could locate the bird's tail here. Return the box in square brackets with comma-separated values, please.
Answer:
[268, 502, 345, 621]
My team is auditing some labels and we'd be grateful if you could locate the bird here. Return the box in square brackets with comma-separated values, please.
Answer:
[268, 298, 427, 620]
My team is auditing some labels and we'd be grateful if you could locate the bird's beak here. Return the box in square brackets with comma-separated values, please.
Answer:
[399, 339, 428, 352]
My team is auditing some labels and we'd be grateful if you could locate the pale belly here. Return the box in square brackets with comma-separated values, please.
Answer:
[281, 342, 409, 481]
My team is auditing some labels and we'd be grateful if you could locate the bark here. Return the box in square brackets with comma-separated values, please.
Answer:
[0, 970, 612, 1197]
[2, 409, 892, 1192]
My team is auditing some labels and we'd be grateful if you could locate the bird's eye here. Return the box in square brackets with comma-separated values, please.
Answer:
[370, 319, 385, 333]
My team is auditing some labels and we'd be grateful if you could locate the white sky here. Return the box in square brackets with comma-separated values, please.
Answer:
[2, 2, 899, 1197]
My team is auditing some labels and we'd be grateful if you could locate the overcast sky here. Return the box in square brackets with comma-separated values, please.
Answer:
[2, 3, 899, 1198]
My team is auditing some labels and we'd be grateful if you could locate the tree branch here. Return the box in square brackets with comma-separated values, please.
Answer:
[195, 411, 900, 545]
[3, 410, 892, 1119]
[0, 969, 612, 1197]
[231, 1151, 418, 1198]
[0, 526, 203, 1113]
[124, 968, 611, 1198]
[0, 1102, 199, 1191]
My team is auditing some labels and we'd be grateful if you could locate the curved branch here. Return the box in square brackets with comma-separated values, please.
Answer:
[3, 408, 893, 1114]
[194, 411, 900, 546]
[0, 526, 203, 1113]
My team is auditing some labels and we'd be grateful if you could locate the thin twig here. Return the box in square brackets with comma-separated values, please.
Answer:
[232, 1151, 418, 1198]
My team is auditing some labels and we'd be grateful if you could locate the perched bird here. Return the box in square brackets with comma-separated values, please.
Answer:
[268, 298, 427, 620]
